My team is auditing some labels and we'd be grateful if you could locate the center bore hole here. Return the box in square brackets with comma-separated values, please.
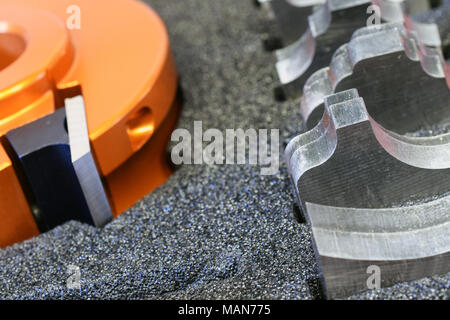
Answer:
[0, 33, 26, 72]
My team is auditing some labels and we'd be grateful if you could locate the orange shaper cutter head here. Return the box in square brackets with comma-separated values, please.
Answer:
[0, 0, 179, 247]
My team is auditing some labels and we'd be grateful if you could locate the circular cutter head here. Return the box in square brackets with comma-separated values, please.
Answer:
[0, 0, 180, 247]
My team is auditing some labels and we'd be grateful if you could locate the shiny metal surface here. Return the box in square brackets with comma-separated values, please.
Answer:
[6, 96, 113, 231]
[300, 22, 450, 131]
[66, 96, 113, 227]
[373, 0, 449, 47]
[275, 0, 371, 98]
[285, 89, 450, 298]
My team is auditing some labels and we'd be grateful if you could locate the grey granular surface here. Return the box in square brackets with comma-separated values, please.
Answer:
[0, 0, 448, 300]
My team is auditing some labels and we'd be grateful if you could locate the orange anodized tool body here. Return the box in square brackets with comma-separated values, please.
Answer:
[0, 0, 180, 247]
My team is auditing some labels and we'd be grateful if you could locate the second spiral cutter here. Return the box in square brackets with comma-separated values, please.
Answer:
[274, 0, 372, 98]
[267, 0, 324, 48]
[300, 22, 450, 132]
[270, 0, 449, 99]
[285, 6, 450, 297]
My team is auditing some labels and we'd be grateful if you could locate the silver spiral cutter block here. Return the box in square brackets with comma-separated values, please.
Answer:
[284, 6, 450, 298]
